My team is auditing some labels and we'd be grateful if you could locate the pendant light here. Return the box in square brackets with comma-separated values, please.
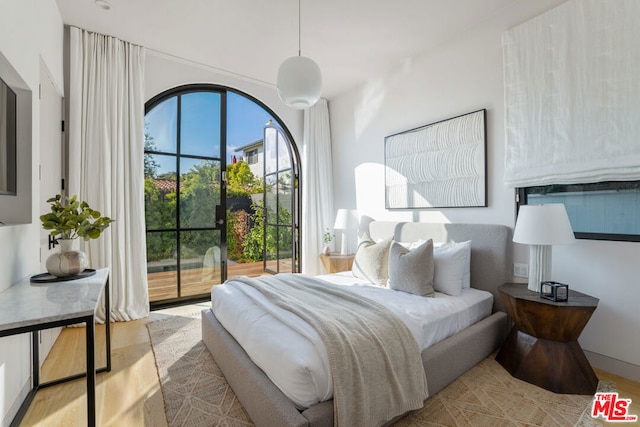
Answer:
[276, 0, 322, 109]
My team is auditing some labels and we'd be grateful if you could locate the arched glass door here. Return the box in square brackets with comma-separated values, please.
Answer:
[144, 85, 301, 308]
[144, 88, 226, 306]
[263, 121, 300, 273]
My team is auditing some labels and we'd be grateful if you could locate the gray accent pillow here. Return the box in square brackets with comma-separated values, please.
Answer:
[388, 239, 435, 297]
[352, 237, 392, 286]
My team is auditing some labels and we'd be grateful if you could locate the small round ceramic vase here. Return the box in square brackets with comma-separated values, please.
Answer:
[46, 239, 88, 277]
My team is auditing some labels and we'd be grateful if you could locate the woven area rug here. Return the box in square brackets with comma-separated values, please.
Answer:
[147, 312, 611, 427]
[147, 312, 253, 426]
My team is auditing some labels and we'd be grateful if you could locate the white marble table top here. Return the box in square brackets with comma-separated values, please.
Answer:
[0, 268, 109, 333]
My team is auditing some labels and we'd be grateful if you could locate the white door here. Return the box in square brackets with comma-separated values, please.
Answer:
[39, 64, 63, 272]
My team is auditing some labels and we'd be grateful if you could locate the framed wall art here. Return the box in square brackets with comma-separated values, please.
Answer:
[384, 109, 487, 209]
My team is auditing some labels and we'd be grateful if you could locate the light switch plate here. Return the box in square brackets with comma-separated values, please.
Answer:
[514, 263, 529, 278]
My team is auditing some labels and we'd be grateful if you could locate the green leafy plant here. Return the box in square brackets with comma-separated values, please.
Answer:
[40, 194, 114, 240]
[323, 228, 334, 245]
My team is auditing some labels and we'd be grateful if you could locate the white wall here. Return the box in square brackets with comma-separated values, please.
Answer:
[0, 0, 64, 424]
[329, 0, 639, 381]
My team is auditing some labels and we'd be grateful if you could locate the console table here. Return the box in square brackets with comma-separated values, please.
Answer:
[0, 268, 111, 427]
[495, 283, 599, 395]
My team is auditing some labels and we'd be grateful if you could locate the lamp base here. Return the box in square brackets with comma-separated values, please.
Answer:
[528, 244, 552, 292]
[340, 231, 348, 255]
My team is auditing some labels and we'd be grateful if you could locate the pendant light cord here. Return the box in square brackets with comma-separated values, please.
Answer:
[298, 0, 302, 56]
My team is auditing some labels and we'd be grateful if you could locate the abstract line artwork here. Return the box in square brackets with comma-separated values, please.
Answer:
[384, 110, 486, 209]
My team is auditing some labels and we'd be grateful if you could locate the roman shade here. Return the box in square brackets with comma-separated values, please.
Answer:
[503, 0, 640, 188]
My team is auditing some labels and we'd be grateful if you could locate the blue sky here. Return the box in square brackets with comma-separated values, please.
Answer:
[145, 91, 275, 176]
[227, 92, 275, 154]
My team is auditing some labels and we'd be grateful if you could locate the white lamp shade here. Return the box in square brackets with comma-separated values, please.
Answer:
[276, 55, 322, 109]
[333, 209, 357, 230]
[513, 204, 575, 245]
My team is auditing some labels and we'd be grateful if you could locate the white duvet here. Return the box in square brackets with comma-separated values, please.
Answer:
[210, 272, 492, 409]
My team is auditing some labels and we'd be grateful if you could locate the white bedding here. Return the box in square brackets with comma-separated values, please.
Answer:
[210, 272, 493, 409]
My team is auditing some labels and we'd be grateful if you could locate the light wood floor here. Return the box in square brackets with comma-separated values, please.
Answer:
[18, 303, 210, 427]
[147, 259, 293, 302]
[18, 303, 640, 426]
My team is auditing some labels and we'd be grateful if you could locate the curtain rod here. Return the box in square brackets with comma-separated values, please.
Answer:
[146, 47, 276, 88]
[66, 25, 275, 88]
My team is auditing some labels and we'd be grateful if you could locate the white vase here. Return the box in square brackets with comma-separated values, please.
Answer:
[46, 238, 88, 277]
[322, 245, 331, 255]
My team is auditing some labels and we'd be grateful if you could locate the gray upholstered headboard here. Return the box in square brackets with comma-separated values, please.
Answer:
[362, 219, 513, 313]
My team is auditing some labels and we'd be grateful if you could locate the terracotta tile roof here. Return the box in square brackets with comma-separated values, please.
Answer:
[154, 178, 177, 193]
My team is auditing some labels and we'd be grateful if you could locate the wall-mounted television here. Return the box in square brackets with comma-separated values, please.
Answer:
[0, 75, 17, 196]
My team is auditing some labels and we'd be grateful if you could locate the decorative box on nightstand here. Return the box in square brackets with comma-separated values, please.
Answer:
[540, 281, 568, 302]
[319, 253, 354, 274]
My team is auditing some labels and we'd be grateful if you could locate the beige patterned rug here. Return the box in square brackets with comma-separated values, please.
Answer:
[147, 312, 611, 426]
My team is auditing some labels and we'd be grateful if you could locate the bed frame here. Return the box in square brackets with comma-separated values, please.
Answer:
[202, 221, 513, 427]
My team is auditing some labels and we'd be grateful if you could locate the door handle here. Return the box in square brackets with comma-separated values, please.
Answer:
[215, 204, 225, 227]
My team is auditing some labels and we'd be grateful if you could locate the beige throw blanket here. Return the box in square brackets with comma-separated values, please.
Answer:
[233, 274, 428, 427]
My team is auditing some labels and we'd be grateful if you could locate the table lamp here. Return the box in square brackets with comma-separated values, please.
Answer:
[512, 204, 575, 292]
[334, 209, 357, 255]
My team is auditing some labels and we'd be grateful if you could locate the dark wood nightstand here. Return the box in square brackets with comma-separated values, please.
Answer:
[319, 253, 354, 273]
[495, 283, 599, 395]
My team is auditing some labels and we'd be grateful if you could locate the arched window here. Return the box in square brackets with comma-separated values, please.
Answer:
[144, 84, 300, 308]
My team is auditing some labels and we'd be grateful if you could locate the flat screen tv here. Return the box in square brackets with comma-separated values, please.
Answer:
[0, 75, 17, 196]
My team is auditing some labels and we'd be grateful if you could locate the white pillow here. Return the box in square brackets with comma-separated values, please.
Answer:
[462, 243, 471, 289]
[433, 241, 471, 296]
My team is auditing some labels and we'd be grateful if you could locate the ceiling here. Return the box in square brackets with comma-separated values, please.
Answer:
[56, 0, 526, 99]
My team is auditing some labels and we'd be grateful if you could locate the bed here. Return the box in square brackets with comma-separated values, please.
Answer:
[201, 220, 513, 426]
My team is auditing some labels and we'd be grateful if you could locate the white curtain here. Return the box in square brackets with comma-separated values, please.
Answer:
[69, 27, 149, 321]
[301, 99, 334, 275]
[503, 0, 640, 188]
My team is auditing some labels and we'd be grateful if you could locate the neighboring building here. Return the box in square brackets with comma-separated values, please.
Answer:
[234, 139, 263, 178]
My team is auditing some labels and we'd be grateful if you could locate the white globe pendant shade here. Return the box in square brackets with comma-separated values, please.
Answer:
[277, 55, 322, 109]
